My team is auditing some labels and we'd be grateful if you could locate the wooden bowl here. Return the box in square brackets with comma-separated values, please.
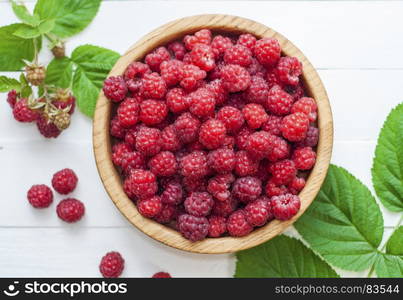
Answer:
[93, 14, 333, 254]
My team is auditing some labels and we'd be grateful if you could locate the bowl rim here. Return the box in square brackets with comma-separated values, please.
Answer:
[92, 14, 333, 254]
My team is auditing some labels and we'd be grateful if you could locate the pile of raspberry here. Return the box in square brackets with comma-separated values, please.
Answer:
[103, 29, 319, 242]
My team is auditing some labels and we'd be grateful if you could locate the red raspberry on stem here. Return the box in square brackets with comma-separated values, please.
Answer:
[138, 196, 163, 218]
[232, 176, 262, 203]
[184, 192, 214, 217]
[139, 99, 168, 125]
[271, 193, 301, 220]
[242, 103, 269, 129]
[124, 169, 157, 199]
[221, 64, 251, 92]
[224, 44, 252, 67]
[276, 56, 302, 86]
[99, 251, 124, 278]
[235, 150, 259, 176]
[166, 88, 189, 113]
[281, 112, 309, 142]
[174, 112, 201, 144]
[103, 76, 127, 102]
[52, 168, 78, 195]
[227, 210, 253, 237]
[292, 147, 316, 170]
[190, 44, 216, 71]
[208, 148, 236, 174]
[291, 97, 317, 122]
[244, 197, 273, 227]
[269, 159, 297, 185]
[56, 198, 85, 223]
[254, 38, 281, 66]
[148, 151, 178, 177]
[117, 98, 139, 128]
[188, 88, 215, 118]
[13, 98, 38, 122]
[179, 151, 209, 179]
[199, 119, 227, 150]
[140, 72, 167, 99]
[217, 106, 244, 133]
[178, 214, 209, 241]
[208, 215, 227, 237]
[27, 184, 53, 208]
[145, 46, 170, 72]
[266, 85, 293, 115]
[135, 126, 162, 157]
[7, 90, 18, 108]
[244, 76, 269, 104]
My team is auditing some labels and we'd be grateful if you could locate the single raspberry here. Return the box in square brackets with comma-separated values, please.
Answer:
[262, 115, 282, 136]
[190, 44, 215, 71]
[152, 272, 172, 278]
[13, 99, 38, 122]
[27, 184, 53, 208]
[188, 88, 215, 118]
[244, 76, 269, 104]
[237, 33, 257, 51]
[245, 131, 273, 160]
[267, 135, 291, 162]
[52, 168, 78, 195]
[145, 46, 170, 72]
[154, 204, 176, 223]
[271, 193, 301, 220]
[174, 112, 201, 144]
[124, 61, 150, 81]
[112, 142, 132, 166]
[265, 179, 288, 197]
[36, 115, 61, 138]
[242, 103, 269, 129]
[120, 151, 145, 174]
[281, 112, 309, 142]
[52, 89, 76, 114]
[269, 159, 297, 185]
[56, 198, 85, 223]
[25, 64, 45, 86]
[51, 43, 65, 58]
[224, 45, 252, 67]
[235, 150, 259, 176]
[266, 68, 282, 88]
[7, 90, 18, 108]
[178, 214, 209, 241]
[208, 148, 236, 173]
[247, 57, 266, 77]
[180, 151, 209, 179]
[166, 88, 189, 113]
[180, 64, 206, 91]
[124, 169, 157, 199]
[207, 173, 235, 202]
[265, 85, 293, 115]
[213, 196, 238, 217]
[161, 125, 181, 151]
[288, 177, 306, 195]
[182, 176, 207, 193]
[124, 124, 143, 147]
[148, 151, 177, 177]
[232, 176, 262, 203]
[99, 252, 125, 278]
[208, 215, 227, 237]
[221, 64, 251, 92]
[168, 41, 186, 60]
[184, 192, 214, 217]
[227, 92, 246, 110]
[184, 29, 212, 50]
[117, 98, 139, 128]
[227, 210, 253, 237]
[161, 181, 183, 205]
[291, 97, 317, 122]
[211, 35, 233, 57]
[52, 111, 71, 131]
[103, 76, 127, 102]
[244, 197, 272, 227]
[110, 116, 127, 139]
[276, 56, 302, 86]
[135, 126, 162, 156]
[160, 59, 184, 86]
[140, 72, 167, 99]
[285, 83, 304, 101]
[292, 147, 316, 170]
[205, 79, 228, 106]
[199, 119, 227, 150]
[139, 99, 168, 125]
[217, 106, 244, 133]
[138, 196, 163, 218]
[295, 126, 319, 148]
[254, 38, 281, 66]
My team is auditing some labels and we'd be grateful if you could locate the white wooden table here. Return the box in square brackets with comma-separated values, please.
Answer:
[1, 0, 402, 277]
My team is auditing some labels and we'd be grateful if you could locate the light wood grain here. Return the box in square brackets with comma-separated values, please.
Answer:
[93, 14, 333, 254]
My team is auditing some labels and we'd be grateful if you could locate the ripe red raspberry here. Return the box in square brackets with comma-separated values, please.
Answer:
[184, 192, 214, 217]
[184, 29, 212, 50]
[288, 177, 306, 195]
[265, 85, 293, 115]
[213, 197, 238, 218]
[235, 150, 259, 176]
[276, 56, 302, 86]
[295, 126, 319, 148]
[244, 197, 273, 227]
[224, 44, 252, 67]
[244, 76, 269, 104]
[267, 135, 291, 162]
[124, 124, 143, 147]
[103, 76, 127, 102]
[211, 35, 233, 57]
[112, 142, 132, 166]
[291, 97, 317, 122]
[199, 119, 227, 150]
[161, 184, 182, 207]
[242, 103, 269, 129]
[254, 38, 281, 66]
[247, 57, 266, 77]
[271, 193, 301, 220]
[120, 151, 145, 174]
[174, 112, 201, 144]
[285, 83, 304, 101]
[232, 176, 262, 203]
[237, 33, 257, 51]
[180, 64, 206, 91]
[52, 168, 78, 195]
[182, 176, 207, 193]
[208, 148, 236, 173]
[221, 64, 251, 92]
[266, 68, 281, 88]
[7, 90, 18, 108]
[148, 151, 178, 177]
[117, 98, 139, 128]
[168, 41, 186, 60]
[245, 131, 273, 160]
[161, 125, 181, 151]
[281, 112, 309, 142]
[180, 151, 209, 179]
[207, 173, 235, 202]
[205, 79, 228, 105]
[217, 106, 244, 133]
[139, 99, 168, 125]
[140, 72, 166, 99]
[36, 115, 61, 138]
[292, 147, 316, 170]
[208, 60, 225, 80]
[13, 99, 38, 122]
[138, 196, 163, 218]
[160, 59, 184, 86]
[269, 159, 297, 185]
[135, 126, 162, 156]
[124, 169, 157, 199]
[166, 88, 189, 113]
[265, 179, 288, 197]
[154, 204, 176, 223]
[27, 184, 53, 208]
[52, 93, 76, 115]
[208, 215, 227, 237]
[124, 61, 150, 80]
[188, 88, 215, 117]
[190, 44, 215, 71]
[110, 116, 127, 139]
[227, 210, 253, 237]
[262, 115, 282, 136]
[56, 198, 85, 223]
[145, 46, 170, 72]
[178, 214, 209, 241]
[152, 272, 172, 278]
[99, 251, 124, 278]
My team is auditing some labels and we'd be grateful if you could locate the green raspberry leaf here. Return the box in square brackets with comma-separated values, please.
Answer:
[386, 226, 403, 256]
[37, 19, 55, 35]
[372, 103, 403, 212]
[235, 235, 339, 278]
[13, 23, 41, 39]
[70, 45, 120, 117]
[375, 254, 403, 278]
[45, 57, 74, 89]
[34, 0, 101, 38]
[11, 1, 40, 27]
[0, 76, 21, 93]
[294, 165, 384, 271]
[19, 73, 32, 98]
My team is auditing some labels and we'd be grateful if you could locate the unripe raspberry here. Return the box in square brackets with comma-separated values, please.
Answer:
[51, 43, 65, 58]
[53, 111, 71, 130]
[25, 64, 46, 86]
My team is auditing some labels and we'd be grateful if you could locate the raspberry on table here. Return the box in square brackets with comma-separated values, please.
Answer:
[235, 150, 259, 176]
[224, 44, 252, 67]
[124, 169, 157, 199]
[180, 64, 207, 91]
[99, 251, 125, 278]
[292, 147, 316, 170]
[174, 112, 201, 144]
[120, 151, 145, 174]
[161, 125, 182, 151]
[7, 90, 18, 108]
[184, 192, 214, 217]
[166, 88, 189, 113]
[103, 76, 127, 102]
[154, 204, 176, 224]
[271, 193, 301, 220]
[168, 41, 186, 60]
[179, 151, 209, 179]
[13, 98, 38, 122]
[208, 148, 236, 174]
[138, 196, 163, 218]
[232, 176, 262, 203]
[188, 88, 216, 118]
[178, 214, 209, 241]
[160, 59, 184, 86]
[199, 119, 227, 150]
[148, 151, 178, 177]
[237, 33, 257, 51]
[291, 97, 318, 122]
[217, 106, 244, 133]
[244, 197, 273, 227]
[205, 79, 228, 106]
[117, 98, 139, 128]
[276, 56, 302, 86]
[262, 115, 282, 136]
[207, 173, 234, 202]
[27, 184, 53, 208]
[145, 46, 170, 72]
[267, 135, 291, 162]
[288, 176, 306, 195]
[139, 99, 168, 125]
[265, 179, 288, 197]
[52, 168, 78, 195]
[221, 64, 251, 92]
[140, 72, 167, 99]
[242, 103, 269, 129]
[190, 44, 216, 71]
[227, 210, 253, 237]
[265, 85, 294, 115]
[110, 116, 127, 139]
[184, 29, 212, 50]
[244, 76, 269, 104]
[152, 272, 172, 278]
[161, 180, 183, 205]
[254, 37, 281, 66]
[211, 35, 233, 57]
[245, 131, 273, 160]
[281, 112, 309, 142]
[295, 126, 319, 148]
[124, 61, 150, 81]
[268, 159, 297, 185]
[208, 215, 227, 237]
[56, 198, 85, 223]
[135, 126, 162, 156]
